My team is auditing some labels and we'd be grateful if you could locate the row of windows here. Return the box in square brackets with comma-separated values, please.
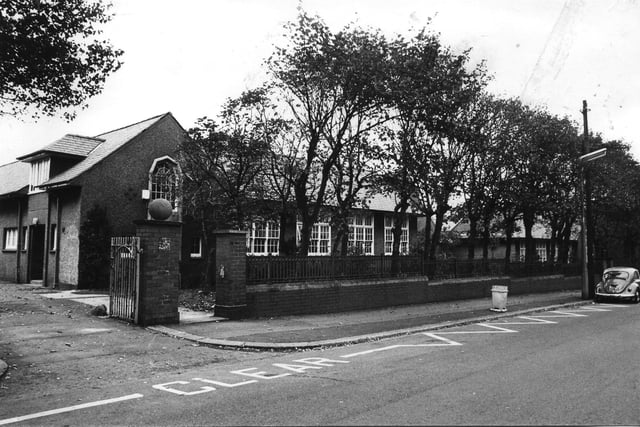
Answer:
[243, 215, 410, 257]
[190, 233, 568, 260]
[2, 226, 57, 252]
[512, 243, 568, 262]
[187, 216, 411, 258]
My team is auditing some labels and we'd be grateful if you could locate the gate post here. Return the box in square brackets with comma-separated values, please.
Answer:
[134, 219, 182, 326]
[214, 230, 248, 320]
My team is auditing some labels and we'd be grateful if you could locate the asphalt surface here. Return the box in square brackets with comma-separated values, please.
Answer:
[0, 283, 588, 380]
[3, 295, 632, 426]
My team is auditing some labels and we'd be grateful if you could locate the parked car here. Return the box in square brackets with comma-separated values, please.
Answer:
[594, 267, 640, 303]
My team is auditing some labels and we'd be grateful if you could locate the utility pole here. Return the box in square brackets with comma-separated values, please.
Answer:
[580, 100, 596, 299]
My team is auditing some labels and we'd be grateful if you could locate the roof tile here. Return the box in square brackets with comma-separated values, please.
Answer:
[42, 113, 168, 187]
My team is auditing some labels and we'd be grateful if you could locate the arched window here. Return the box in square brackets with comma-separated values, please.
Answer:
[148, 156, 181, 218]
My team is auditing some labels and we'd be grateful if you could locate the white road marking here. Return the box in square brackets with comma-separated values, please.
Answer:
[500, 316, 558, 324]
[341, 343, 453, 358]
[0, 394, 144, 426]
[292, 357, 350, 367]
[579, 306, 614, 312]
[534, 311, 588, 317]
[192, 378, 258, 388]
[230, 367, 291, 380]
[439, 323, 518, 334]
[597, 303, 629, 307]
[421, 332, 464, 347]
[338, 304, 630, 359]
[153, 381, 216, 396]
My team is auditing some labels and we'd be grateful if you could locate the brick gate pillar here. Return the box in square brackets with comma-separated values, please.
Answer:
[214, 230, 248, 320]
[134, 220, 182, 326]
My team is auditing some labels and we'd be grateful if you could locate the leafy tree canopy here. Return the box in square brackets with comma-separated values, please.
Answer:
[0, 0, 123, 119]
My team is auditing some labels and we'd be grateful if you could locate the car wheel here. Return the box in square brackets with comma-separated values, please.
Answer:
[633, 289, 640, 304]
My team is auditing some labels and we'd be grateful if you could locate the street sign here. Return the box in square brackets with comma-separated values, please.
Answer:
[579, 147, 607, 163]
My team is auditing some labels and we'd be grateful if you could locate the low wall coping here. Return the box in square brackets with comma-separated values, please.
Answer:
[427, 276, 510, 286]
[247, 276, 429, 293]
[247, 274, 581, 294]
[511, 274, 565, 283]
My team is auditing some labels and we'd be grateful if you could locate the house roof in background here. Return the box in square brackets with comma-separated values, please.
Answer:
[41, 113, 170, 188]
[350, 192, 422, 214]
[451, 218, 579, 240]
[16, 134, 104, 161]
[0, 161, 30, 197]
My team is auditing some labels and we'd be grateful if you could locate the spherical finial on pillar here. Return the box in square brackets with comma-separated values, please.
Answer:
[148, 198, 172, 220]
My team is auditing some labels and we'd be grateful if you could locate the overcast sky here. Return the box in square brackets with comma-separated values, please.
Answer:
[1, 0, 638, 166]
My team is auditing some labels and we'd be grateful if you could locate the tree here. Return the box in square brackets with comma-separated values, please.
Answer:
[381, 29, 488, 265]
[0, 0, 123, 119]
[261, 121, 302, 256]
[590, 138, 640, 264]
[267, 11, 390, 255]
[390, 43, 488, 264]
[328, 132, 381, 255]
[179, 89, 275, 286]
[508, 109, 578, 263]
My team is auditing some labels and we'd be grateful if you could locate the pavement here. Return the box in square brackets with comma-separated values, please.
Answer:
[0, 287, 590, 379]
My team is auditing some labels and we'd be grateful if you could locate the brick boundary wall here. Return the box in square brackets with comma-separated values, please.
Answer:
[135, 220, 181, 326]
[244, 275, 581, 318]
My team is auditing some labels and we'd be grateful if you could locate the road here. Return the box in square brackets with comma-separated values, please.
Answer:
[1, 301, 638, 425]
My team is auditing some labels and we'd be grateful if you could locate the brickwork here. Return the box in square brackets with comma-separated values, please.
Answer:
[213, 230, 248, 319]
[135, 220, 181, 326]
[244, 275, 581, 318]
[0, 198, 25, 282]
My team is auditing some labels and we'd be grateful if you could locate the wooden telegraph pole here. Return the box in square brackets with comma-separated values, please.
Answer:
[580, 100, 597, 299]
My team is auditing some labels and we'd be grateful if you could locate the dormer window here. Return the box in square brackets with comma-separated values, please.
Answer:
[29, 158, 50, 193]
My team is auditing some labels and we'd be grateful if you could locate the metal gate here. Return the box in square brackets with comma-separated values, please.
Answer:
[109, 236, 141, 323]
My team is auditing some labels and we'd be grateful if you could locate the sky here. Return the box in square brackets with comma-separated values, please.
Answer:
[1, 0, 639, 166]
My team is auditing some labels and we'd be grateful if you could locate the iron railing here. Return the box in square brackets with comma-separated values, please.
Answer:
[246, 255, 580, 285]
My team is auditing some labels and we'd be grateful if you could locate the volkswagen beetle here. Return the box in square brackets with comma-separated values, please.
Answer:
[594, 267, 640, 303]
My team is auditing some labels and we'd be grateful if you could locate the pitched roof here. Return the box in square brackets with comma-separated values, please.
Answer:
[16, 134, 104, 161]
[332, 190, 421, 214]
[0, 161, 30, 197]
[41, 113, 169, 188]
[364, 193, 402, 212]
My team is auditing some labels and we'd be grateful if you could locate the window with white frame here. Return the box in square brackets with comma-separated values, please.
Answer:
[296, 221, 331, 255]
[248, 221, 280, 255]
[149, 158, 179, 209]
[348, 214, 374, 255]
[536, 242, 547, 262]
[29, 158, 50, 193]
[384, 216, 409, 255]
[190, 236, 202, 258]
[310, 223, 331, 255]
[3, 228, 18, 251]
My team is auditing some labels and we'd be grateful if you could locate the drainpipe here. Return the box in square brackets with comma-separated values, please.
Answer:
[44, 193, 51, 287]
[54, 194, 61, 287]
[16, 199, 23, 283]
